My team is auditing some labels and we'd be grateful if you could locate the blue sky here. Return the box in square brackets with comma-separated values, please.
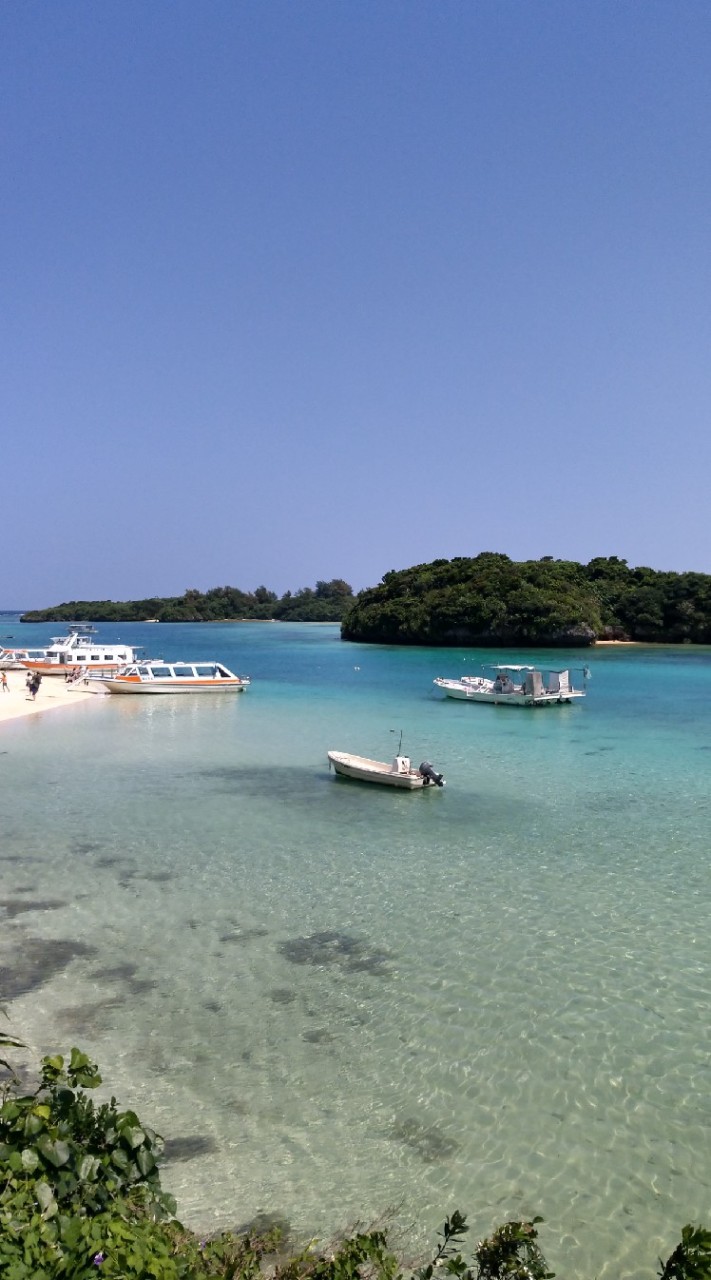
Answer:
[3, 1, 711, 607]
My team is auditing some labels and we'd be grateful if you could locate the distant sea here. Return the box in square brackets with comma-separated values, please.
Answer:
[1, 617, 709, 1280]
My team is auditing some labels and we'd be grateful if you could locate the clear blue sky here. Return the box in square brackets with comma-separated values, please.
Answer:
[3, 1, 710, 607]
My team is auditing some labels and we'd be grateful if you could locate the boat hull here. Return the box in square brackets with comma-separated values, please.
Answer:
[435, 681, 583, 706]
[98, 679, 248, 694]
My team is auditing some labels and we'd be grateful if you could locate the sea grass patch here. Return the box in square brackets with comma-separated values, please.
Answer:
[163, 1134, 219, 1162]
[279, 930, 393, 976]
[268, 987, 297, 1005]
[390, 1117, 460, 1163]
[55, 996, 126, 1036]
[0, 938, 96, 999]
[0, 898, 67, 918]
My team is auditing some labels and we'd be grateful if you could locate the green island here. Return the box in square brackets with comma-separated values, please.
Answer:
[20, 581, 355, 625]
[19, 555, 711, 645]
[340, 553, 711, 646]
[1, 1032, 709, 1279]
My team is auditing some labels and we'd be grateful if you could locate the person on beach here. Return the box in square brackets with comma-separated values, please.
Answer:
[1, 671, 8, 693]
[29, 673, 42, 700]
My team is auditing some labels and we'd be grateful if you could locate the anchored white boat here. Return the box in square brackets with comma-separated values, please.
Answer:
[327, 751, 445, 789]
[434, 664, 588, 706]
[97, 660, 250, 694]
[20, 625, 141, 676]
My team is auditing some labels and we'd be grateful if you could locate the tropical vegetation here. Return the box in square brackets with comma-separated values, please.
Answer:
[1, 1028, 710, 1280]
[340, 554, 711, 646]
[18, 554, 711, 644]
[20, 581, 354, 625]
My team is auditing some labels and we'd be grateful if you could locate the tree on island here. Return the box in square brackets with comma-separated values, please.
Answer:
[340, 553, 711, 647]
[20, 579, 355, 625]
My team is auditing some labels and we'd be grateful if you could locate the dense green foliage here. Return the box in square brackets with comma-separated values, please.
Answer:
[20, 580, 354, 625]
[1, 1033, 710, 1279]
[22, 555, 711, 643]
[340, 553, 711, 646]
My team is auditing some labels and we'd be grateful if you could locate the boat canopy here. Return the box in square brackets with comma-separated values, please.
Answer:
[484, 663, 588, 674]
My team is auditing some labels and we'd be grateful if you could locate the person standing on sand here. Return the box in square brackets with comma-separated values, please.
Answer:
[1, 670, 8, 692]
[29, 672, 41, 700]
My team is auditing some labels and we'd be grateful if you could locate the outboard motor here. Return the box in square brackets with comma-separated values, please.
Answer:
[419, 761, 446, 787]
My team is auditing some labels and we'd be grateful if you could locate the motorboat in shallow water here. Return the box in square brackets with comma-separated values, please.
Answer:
[97, 660, 251, 694]
[434, 663, 588, 706]
[327, 751, 445, 789]
[20, 625, 141, 676]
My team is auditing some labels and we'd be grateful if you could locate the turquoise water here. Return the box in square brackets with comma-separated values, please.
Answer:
[1, 620, 710, 1279]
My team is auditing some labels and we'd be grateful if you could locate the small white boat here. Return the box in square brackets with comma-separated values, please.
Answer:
[97, 660, 250, 694]
[20, 625, 141, 677]
[434, 664, 588, 706]
[327, 751, 445, 789]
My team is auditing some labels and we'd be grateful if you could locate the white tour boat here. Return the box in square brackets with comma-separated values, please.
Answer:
[434, 664, 588, 706]
[97, 660, 251, 694]
[327, 751, 445, 789]
[20, 625, 141, 677]
[0, 646, 51, 670]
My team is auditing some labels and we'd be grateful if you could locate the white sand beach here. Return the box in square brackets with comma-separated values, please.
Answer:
[0, 670, 101, 724]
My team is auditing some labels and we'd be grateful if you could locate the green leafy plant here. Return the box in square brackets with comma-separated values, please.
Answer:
[0, 1047, 173, 1220]
[0, 1008, 25, 1076]
[414, 1211, 553, 1280]
[659, 1225, 711, 1280]
[0, 1045, 178, 1276]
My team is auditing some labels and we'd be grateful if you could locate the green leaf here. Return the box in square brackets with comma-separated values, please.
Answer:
[37, 1136, 71, 1167]
[20, 1147, 40, 1173]
[136, 1148, 155, 1176]
[78, 1154, 100, 1182]
[123, 1126, 146, 1149]
[35, 1180, 58, 1219]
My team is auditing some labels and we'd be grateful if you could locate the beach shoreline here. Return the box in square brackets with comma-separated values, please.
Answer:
[0, 670, 101, 724]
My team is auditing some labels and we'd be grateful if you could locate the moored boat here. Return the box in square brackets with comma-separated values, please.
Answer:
[97, 660, 251, 694]
[327, 751, 445, 789]
[20, 625, 141, 676]
[434, 663, 588, 706]
[0, 646, 51, 670]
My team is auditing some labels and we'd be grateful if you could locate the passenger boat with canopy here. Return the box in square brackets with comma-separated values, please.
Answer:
[433, 664, 588, 706]
[20, 625, 141, 676]
[97, 660, 250, 694]
[1, 645, 51, 670]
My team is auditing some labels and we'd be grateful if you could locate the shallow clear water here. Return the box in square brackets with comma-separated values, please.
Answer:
[1, 619, 710, 1279]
